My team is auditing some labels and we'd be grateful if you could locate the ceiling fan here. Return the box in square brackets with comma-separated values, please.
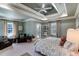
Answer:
[35, 4, 52, 13]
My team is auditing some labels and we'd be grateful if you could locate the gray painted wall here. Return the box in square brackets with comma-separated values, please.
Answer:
[45, 19, 76, 37]
[23, 19, 76, 38]
[0, 20, 4, 36]
[17, 22, 24, 34]
[24, 21, 37, 36]
[23, 20, 41, 38]
[60, 19, 76, 36]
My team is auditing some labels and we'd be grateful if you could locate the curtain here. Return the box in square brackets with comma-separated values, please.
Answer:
[4, 20, 7, 36]
[13, 21, 18, 38]
[50, 22, 57, 36]
[3, 21, 18, 38]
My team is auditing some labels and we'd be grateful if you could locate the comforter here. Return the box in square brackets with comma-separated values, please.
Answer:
[35, 37, 71, 56]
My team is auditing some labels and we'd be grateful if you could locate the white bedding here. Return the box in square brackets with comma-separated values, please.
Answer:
[35, 37, 71, 56]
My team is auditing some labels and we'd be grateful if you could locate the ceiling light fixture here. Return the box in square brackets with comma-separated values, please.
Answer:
[35, 3, 52, 13]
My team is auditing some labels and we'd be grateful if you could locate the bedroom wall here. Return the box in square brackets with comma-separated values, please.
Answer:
[17, 22, 24, 34]
[60, 19, 76, 36]
[23, 18, 41, 38]
[24, 21, 36, 35]
[23, 18, 76, 38]
[0, 20, 5, 36]
[48, 19, 76, 37]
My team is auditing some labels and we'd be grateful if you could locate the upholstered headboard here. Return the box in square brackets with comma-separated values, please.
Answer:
[66, 28, 79, 44]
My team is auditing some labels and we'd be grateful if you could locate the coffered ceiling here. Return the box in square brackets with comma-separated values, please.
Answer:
[0, 3, 78, 22]
[66, 3, 78, 16]
[22, 3, 57, 16]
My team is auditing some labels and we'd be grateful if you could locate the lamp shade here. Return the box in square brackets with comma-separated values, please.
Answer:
[67, 29, 79, 45]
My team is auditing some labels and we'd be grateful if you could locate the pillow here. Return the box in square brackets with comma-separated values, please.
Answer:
[59, 36, 66, 46]
[64, 41, 73, 49]
[64, 41, 77, 51]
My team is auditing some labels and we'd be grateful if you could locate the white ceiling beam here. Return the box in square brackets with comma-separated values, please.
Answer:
[52, 3, 59, 14]
[24, 18, 42, 22]
[56, 16, 76, 20]
[45, 16, 76, 22]
[60, 3, 67, 17]
[52, 3, 67, 17]
[0, 8, 42, 21]
[0, 3, 44, 20]
[10, 3, 46, 19]
[10, 6, 43, 20]
[46, 13, 59, 19]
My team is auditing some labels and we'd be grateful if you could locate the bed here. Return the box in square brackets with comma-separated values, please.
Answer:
[34, 37, 76, 56]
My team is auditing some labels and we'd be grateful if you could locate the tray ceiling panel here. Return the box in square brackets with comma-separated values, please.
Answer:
[22, 3, 57, 16]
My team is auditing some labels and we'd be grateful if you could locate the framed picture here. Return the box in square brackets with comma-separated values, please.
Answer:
[19, 26, 22, 31]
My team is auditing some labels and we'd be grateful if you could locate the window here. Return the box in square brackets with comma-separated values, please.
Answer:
[36, 23, 41, 38]
[51, 22, 57, 36]
[7, 22, 14, 38]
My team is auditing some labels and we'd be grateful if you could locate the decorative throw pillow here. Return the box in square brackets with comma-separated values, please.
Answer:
[64, 41, 73, 49]
[59, 36, 66, 46]
[64, 41, 77, 51]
